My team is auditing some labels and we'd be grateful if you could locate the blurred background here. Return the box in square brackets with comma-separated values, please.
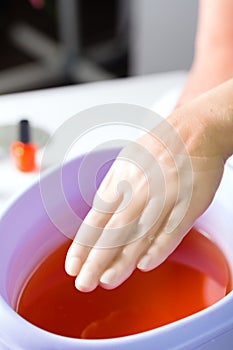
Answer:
[0, 0, 198, 95]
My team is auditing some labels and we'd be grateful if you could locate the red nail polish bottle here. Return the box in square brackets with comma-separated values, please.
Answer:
[10, 120, 37, 172]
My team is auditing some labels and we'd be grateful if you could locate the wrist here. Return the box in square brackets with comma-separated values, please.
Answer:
[170, 81, 233, 161]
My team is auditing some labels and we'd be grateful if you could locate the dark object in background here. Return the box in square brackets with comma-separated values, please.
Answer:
[0, 0, 128, 94]
[0, 0, 11, 10]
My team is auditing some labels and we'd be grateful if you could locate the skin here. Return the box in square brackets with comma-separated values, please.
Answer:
[65, 79, 233, 292]
[65, 0, 233, 292]
[177, 0, 233, 106]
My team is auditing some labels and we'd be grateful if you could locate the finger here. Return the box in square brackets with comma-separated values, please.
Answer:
[65, 208, 113, 276]
[98, 196, 173, 289]
[65, 241, 90, 276]
[74, 217, 139, 292]
[92, 175, 155, 250]
[99, 232, 156, 289]
[65, 180, 136, 278]
[75, 224, 154, 293]
[75, 245, 122, 292]
[137, 231, 183, 271]
[136, 204, 196, 272]
[74, 197, 145, 292]
[65, 166, 124, 277]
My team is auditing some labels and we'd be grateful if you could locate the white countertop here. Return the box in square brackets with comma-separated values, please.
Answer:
[0, 71, 186, 129]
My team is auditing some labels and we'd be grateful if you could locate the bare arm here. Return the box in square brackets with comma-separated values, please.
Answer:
[196, 0, 233, 53]
[178, 0, 233, 105]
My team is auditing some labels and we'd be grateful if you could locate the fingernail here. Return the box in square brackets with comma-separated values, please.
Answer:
[65, 256, 82, 276]
[137, 255, 152, 271]
[100, 268, 116, 285]
[75, 269, 98, 292]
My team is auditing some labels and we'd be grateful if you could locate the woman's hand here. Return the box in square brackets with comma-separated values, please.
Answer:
[64, 80, 233, 292]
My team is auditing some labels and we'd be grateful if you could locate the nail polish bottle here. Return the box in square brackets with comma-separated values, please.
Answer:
[10, 119, 37, 172]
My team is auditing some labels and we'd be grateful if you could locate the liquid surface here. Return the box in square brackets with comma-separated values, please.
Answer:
[16, 229, 231, 339]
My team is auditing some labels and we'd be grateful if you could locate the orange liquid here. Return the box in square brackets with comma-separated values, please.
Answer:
[16, 229, 231, 339]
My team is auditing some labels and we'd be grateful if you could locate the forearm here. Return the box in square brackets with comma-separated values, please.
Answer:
[177, 0, 233, 106]
[195, 0, 233, 59]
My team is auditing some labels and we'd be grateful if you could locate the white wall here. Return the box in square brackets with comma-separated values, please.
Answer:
[129, 0, 198, 75]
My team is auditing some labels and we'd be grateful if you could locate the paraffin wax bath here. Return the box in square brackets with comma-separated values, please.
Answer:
[16, 229, 231, 339]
